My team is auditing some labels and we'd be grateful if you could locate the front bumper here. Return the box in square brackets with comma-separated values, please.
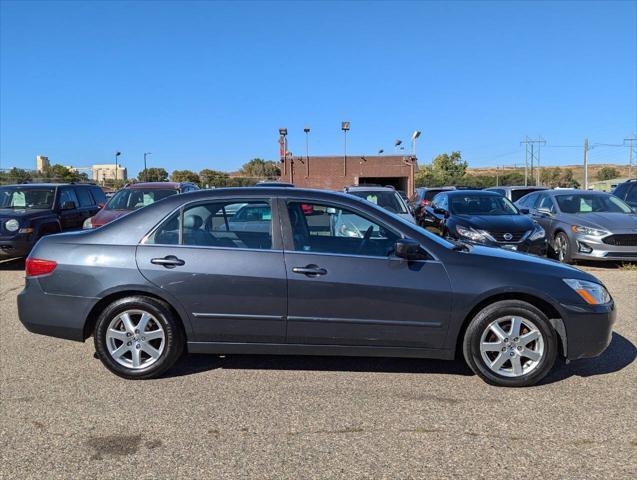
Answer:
[459, 236, 547, 256]
[0, 237, 34, 258]
[569, 232, 637, 261]
[560, 301, 616, 360]
[17, 277, 96, 342]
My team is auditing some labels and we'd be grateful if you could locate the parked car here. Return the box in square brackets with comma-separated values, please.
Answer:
[486, 186, 548, 203]
[409, 186, 474, 226]
[19, 187, 615, 387]
[516, 189, 637, 263]
[612, 179, 637, 209]
[0, 183, 106, 258]
[344, 185, 415, 223]
[423, 190, 547, 255]
[83, 182, 199, 229]
[255, 180, 294, 187]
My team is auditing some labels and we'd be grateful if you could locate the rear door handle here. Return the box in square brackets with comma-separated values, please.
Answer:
[292, 265, 327, 276]
[151, 255, 185, 268]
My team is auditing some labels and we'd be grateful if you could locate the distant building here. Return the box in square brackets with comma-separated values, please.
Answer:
[92, 164, 128, 183]
[588, 178, 630, 192]
[279, 155, 418, 196]
[36, 155, 50, 172]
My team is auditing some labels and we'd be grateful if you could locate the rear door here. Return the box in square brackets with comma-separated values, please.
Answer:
[74, 186, 99, 222]
[57, 187, 83, 230]
[281, 199, 452, 349]
[136, 197, 287, 343]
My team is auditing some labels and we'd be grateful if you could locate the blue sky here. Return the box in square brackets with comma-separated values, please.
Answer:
[1, 0, 635, 176]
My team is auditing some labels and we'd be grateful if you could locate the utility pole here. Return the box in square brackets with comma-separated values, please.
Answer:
[584, 138, 589, 190]
[624, 136, 636, 178]
[304, 127, 310, 177]
[520, 136, 546, 186]
[341, 122, 350, 177]
[143, 152, 151, 182]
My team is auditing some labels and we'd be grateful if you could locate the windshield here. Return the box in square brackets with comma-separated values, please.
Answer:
[349, 191, 408, 214]
[0, 187, 55, 209]
[556, 194, 632, 214]
[449, 194, 519, 215]
[106, 188, 178, 211]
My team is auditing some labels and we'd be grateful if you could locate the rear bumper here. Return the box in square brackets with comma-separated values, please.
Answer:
[17, 278, 96, 342]
[561, 301, 616, 360]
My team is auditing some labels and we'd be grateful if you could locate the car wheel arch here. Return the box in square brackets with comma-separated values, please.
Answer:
[83, 288, 190, 341]
[453, 292, 566, 360]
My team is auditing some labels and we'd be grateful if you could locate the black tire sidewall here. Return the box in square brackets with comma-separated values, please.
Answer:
[94, 296, 184, 380]
[463, 300, 558, 387]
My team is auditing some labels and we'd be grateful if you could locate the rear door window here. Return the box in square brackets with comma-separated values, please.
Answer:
[75, 187, 94, 207]
[58, 188, 79, 208]
[90, 187, 107, 205]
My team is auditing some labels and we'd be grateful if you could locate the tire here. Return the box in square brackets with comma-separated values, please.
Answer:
[94, 296, 184, 379]
[462, 300, 558, 387]
[554, 231, 573, 264]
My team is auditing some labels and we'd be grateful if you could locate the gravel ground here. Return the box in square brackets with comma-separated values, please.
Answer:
[1, 260, 636, 479]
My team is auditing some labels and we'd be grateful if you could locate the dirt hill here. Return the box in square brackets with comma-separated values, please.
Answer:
[467, 164, 632, 184]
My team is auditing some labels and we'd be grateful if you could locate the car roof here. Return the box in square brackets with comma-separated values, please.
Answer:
[0, 183, 94, 188]
[545, 189, 609, 196]
[126, 182, 183, 189]
[487, 186, 548, 191]
[346, 186, 397, 192]
[445, 189, 501, 197]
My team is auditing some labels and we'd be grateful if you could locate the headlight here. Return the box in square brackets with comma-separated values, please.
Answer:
[563, 278, 611, 305]
[571, 225, 608, 237]
[456, 225, 490, 242]
[83, 217, 93, 229]
[529, 225, 546, 241]
[5, 219, 19, 232]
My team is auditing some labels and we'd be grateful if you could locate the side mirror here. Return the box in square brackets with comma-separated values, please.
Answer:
[433, 207, 449, 218]
[519, 208, 530, 215]
[62, 201, 77, 210]
[394, 238, 426, 260]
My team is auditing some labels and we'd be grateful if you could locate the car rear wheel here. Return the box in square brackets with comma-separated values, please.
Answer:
[554, 232, 573, 264]
[94, 296, 184, 379]
[463, 300, 558, 387]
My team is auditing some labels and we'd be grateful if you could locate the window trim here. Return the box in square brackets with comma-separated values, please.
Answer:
[141, 197, 281, 250]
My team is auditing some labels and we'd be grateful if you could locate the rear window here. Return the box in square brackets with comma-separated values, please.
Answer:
[75, 187, 94, 207]
[348, 190, 407, 214]
[106, 188, 178, 211]
[511, 188, 544, 203]
[91, 187, 107, 205]
[424, 189, 445, 201]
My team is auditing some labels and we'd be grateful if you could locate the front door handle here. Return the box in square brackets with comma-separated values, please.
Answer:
[151, 255, 185, 268]
[292, 265, 327, 276]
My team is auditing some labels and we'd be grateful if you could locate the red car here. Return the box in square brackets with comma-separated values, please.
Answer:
[83, 182, 199, 229]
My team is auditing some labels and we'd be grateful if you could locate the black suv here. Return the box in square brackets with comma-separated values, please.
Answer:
[612, 179, 637, 209]
[0, 183, 106, 258]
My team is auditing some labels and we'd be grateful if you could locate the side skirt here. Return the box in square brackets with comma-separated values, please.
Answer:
[187, 342, 455, 360]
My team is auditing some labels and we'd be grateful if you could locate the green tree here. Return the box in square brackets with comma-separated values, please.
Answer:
[596, 166, 620, 181]
[239, 158, 280, 178]
[199, 169, 230, 187]
[138, 167, 169, 182]
[6, 168, 32, 184]
[415, 151, 467, 187]
[540, 167, 580, 188]
[171, 169, 200, 183]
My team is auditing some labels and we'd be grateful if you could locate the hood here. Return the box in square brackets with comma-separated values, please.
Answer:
[558, 212, 637, 232]
[0, 208, 53, 221]
[454, 214, 535, 232]
[467, 245, 597, 281]
[91, 208, 131, 226]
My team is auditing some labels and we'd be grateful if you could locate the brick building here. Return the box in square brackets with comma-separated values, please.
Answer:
[279, 155, 418, 196]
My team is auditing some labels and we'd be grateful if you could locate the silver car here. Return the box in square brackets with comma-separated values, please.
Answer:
[344, 186, 416, 223]
[516, 189, 637, 263]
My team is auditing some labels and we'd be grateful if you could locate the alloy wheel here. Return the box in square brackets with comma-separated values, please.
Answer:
[555, 235, 568, 262]
[479, 316, 545, 378]
[105, 309, 166, 369]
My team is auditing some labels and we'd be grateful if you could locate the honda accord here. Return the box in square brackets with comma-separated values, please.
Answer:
[18, 187, 615, 387]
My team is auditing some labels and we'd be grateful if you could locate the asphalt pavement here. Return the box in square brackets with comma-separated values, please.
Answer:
[1, 259, 636, 479]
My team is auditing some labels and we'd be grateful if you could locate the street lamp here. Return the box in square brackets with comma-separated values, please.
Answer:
[342, 121, 350, 176]
[114, 151, 121, 182]
[411, 130, 421, 156]
[303, 127, 310, 177]
[279, 128, 288, 177]
[143, 152, 152, 182]
[378, 149, 384, 155]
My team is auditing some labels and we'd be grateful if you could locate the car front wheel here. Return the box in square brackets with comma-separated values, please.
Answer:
[554, 232, 573, 264]
[94, 296, 184, 379]
[463, 300, 558, 387]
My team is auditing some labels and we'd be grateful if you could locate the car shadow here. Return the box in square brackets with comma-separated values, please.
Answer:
[541, 332, 637, 385]
[0, 258, 25, 271]
[166, 332, 636, 384]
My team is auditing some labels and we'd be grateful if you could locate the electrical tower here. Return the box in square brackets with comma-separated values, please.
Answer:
[625, 136, 636, 178]
[520, 136, 546, 186]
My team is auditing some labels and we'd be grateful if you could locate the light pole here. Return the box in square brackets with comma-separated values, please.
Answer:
[304, 127, 310, 177]
[279, 128, 288, 177]
[143, 152, 151, 181]
[342, 121, 350, 176]
[114, 151, 121, 182]
[411, 131, 421, 156]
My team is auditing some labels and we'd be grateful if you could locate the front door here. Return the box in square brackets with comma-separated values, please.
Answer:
[282, 200, 452, 349]
[136, 198, 287, 343]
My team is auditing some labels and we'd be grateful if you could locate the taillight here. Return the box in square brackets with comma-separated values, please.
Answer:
[420, 199, 431, 206]
[25, 258, 57, 277]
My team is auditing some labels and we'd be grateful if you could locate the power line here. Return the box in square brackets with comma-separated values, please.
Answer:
[520, 136, 546, 186]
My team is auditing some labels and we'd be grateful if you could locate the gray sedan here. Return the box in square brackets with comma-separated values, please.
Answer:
[516, 189, 637, 263]
[18, 187, 615, 387]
